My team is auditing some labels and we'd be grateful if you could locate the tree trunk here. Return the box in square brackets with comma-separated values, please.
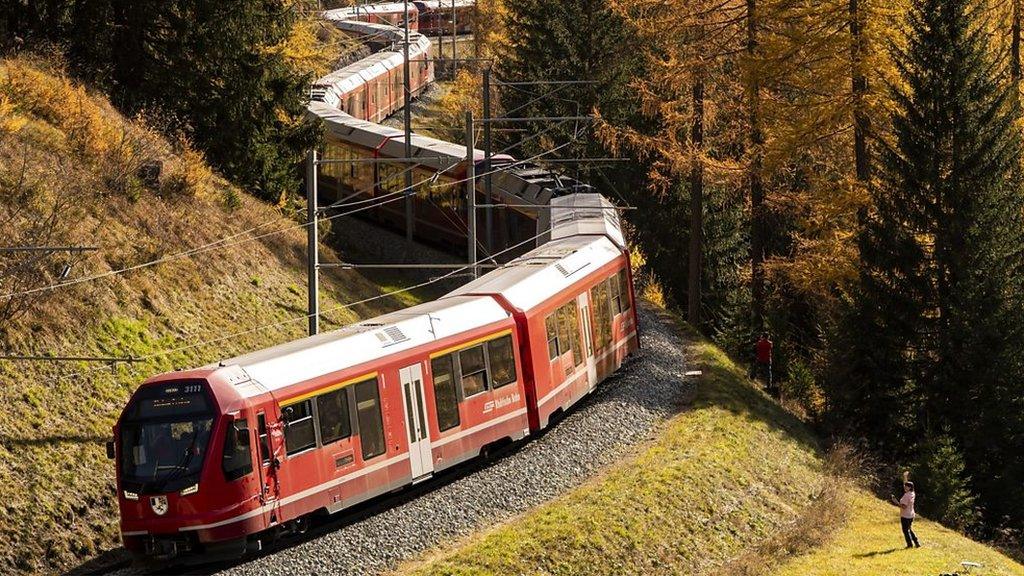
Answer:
[688, 72, 705, 327]
[850, 0, 871, 185]
[747, 0, 766, 329]
[1013, 0, 1021, 84]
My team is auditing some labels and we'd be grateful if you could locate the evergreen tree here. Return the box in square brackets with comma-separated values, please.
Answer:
[496, 0, 641, 163]
[3, 0, 316, 202]
[914, 433, 981, 531]
[832, 0, 1024, 532]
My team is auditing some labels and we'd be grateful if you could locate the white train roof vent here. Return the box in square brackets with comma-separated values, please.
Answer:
[555, 260, 589, 278]
[375, 326, 409, 347]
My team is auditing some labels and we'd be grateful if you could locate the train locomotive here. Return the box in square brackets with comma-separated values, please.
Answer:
[110, 195, 640, 560]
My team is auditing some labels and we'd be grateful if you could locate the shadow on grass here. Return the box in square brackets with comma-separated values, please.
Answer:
[853, 547, 902, 558]
[0, 434, 107, 448]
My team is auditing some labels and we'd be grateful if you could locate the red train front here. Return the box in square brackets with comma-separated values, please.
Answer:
[111, 368, 268, 559]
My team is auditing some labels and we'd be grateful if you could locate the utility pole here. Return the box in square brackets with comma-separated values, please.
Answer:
[482, 67, 493, 257]
[403, 0, 415, 246]
[465, 111, 478, 279]
[307, 149, 320, 336]
[452, 0, 457, 75]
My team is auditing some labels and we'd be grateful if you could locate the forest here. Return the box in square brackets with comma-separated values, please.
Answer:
[2, 0, 1024, 553]
[457, 0, 1024, 547]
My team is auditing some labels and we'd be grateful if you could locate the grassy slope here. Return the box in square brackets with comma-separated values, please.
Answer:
[0, 57, 427, 575]
[395, 308, 1024, 576]
[777, 490, 1023, 576]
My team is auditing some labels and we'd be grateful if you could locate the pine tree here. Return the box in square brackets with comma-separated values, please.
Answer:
[834, 0, 1024, 532]
[496, 0, 641, 162]
[914, 433, 981, 531]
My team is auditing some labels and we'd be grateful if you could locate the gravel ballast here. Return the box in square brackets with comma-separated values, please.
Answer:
[206, 306, 691, 576]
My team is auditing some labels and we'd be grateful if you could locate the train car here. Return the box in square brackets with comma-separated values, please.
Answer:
[109, 195, 637, 562]
[312, 102, 601, 261]
[335, 2, 420, 30]
[324, 1, 475, 37]
[414, 0, 476, 36]
[449, 194, 640, 430]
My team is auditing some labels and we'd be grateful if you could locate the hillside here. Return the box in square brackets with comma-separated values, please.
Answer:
[395, 308, 1024, 576]
[0, 56, 430, 575]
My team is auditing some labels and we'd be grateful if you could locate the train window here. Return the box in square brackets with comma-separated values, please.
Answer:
[431, 354, 461, 431]
[317, 387, 352, 445]
[284, 400, 317, 456]
[459, 344, 489, 397]
[355, 378, 386, 460]
[257, 413, 271, 466]
[591, 280, 614, 349]
[546, 302, 582, 365]
[557, 301, 583, 366]
[488, 335, 517, 388]
[546, 315, 560, 360]
[610, 274, 623, 316]
[381, 163, 403, 194]
[617, 269, 631, 313]
[221, 416, 253, 482]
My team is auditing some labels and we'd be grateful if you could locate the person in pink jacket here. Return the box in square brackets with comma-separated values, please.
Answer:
[890, 472, 921, 548]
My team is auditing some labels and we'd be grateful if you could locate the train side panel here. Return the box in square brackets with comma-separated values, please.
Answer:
[517, 254, 638, 431]
[198, 318, 530, 540]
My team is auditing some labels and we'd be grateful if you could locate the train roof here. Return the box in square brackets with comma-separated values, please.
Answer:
[324, 0, 475, 20]
[414, 0, 476, 8]
[546, 193, 626, 249]
[310, 16, 431, 109]
[325, 4, 416, 18]
[490, 165, 596, 209]
[447, 193, 627, 308]
[446, 234, 623, 311]
[213, 295, 511, 398]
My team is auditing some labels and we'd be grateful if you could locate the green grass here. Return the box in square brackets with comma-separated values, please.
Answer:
[776, 490, 1023, 576]
[398, 310, 826, 576]
[395, 309, 1024, 576]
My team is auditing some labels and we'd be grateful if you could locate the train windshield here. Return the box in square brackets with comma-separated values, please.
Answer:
[119, 381, 215, 493]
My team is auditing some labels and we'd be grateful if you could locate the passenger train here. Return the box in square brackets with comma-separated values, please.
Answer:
[109, 0, 637, 562]
[110, 196, 639, 560]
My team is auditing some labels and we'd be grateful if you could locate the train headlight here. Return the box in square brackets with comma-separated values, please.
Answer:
[124, 490, 139, 501]
[180, 483, 199, 496]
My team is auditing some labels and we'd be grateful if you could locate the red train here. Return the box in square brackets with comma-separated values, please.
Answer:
[333, 1, 475, 36]
[109, 195, 639, 561]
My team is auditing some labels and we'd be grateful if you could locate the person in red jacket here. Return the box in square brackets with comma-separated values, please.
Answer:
[755, 332, 774, 393]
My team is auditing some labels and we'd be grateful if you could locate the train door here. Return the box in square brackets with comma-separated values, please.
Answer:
[399, 363, 434, 480]
[577, 291, 598, 391]
[255, 411, 281, 525]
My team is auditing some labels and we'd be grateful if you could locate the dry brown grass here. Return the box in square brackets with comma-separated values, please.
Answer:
[714, 445, 861, 576]
[0, 55, 426, 575]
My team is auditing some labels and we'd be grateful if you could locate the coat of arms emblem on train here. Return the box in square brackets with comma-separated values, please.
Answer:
[150, 495, 168, 516]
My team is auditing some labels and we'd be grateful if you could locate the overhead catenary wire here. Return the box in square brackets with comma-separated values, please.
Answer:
[0, 124, 579, 302]
[28, 221, 568, 388]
